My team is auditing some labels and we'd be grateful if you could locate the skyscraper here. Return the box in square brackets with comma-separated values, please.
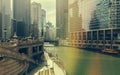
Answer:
[0, 0, 2, 39]
[56, 0, 68, 39]
[45, 22, 55, 41]
[69, 0, 82, 32]
[0, 0, 12, 40]
[13, 0, 30, 37]
[68, 0, 83, 47]
[81, 0, 98, 30]
[31, 2, 41, 39]
[89, 0, 111, 30]
[89, 0, 120, 30]
[41, 9, 46, 37]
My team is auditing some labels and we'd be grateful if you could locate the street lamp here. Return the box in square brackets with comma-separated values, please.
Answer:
[13, 32, 18, 42]
[12, 19, 17, 36]
[4, 27, 7, 42]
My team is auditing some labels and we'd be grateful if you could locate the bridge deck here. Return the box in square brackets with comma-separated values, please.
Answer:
[0, 40, 44, 74]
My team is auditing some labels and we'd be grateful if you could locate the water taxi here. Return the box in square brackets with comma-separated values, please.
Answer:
[102, 48, 118, 54]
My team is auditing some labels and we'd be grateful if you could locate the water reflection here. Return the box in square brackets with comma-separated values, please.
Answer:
[45, 46, 120, 75]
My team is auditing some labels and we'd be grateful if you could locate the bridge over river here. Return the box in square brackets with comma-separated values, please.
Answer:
[0, 39, 44, 75]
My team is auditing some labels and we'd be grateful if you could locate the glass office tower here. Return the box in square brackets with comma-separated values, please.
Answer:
[89, 0, 120, 30]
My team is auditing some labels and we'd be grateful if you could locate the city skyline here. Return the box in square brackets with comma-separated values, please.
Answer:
[1, 0, 120, 75]
[31, 0, 56, 26]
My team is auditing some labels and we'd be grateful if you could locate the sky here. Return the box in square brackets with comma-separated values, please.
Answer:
[31, 0, 56, 26]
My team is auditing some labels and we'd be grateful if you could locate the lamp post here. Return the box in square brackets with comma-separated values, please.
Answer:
[4, 27, 7, 42]
[13, 32, 18, 42]
[14, 19, 17, 35]
[12, 19, 17, 37]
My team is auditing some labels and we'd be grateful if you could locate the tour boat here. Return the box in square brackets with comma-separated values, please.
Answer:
[33, 52, 66, 75]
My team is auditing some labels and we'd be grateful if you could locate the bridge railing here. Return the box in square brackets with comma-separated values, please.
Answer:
[0, 39, 43, 48]
[0, 42, 17, 48]
[17, 40, 43, 46]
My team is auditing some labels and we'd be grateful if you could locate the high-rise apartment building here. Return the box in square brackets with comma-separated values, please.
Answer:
[31, 2, 41, 39]
[0, 0, 12, 40]
[13, 0, 30, 37]
[56, 0, 68, 39]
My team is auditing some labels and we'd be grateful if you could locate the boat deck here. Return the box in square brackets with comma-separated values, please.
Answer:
[33, 52, 66, 75]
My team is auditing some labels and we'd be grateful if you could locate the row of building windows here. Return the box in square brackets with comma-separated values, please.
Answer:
[89, 0, 120, 30]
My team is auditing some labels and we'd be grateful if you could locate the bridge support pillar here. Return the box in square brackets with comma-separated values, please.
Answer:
[28, 47, 32, 57]
[37, 46, 39, 53]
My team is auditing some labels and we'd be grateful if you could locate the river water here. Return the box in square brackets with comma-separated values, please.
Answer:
[44, 46, 120, 75]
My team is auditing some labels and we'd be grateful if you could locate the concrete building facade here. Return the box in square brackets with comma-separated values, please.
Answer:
[69, 0, 82, 32]
[0, 0, 2, 39]
[56, 0, 68, 39]
[41, 9, 46, 37]
[67, 0, 120, 52]
[81, 0, 98, 30]
[0, 0, 12, 40]
[31, 2, 42, 39]
[45, 22, 55, 41]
